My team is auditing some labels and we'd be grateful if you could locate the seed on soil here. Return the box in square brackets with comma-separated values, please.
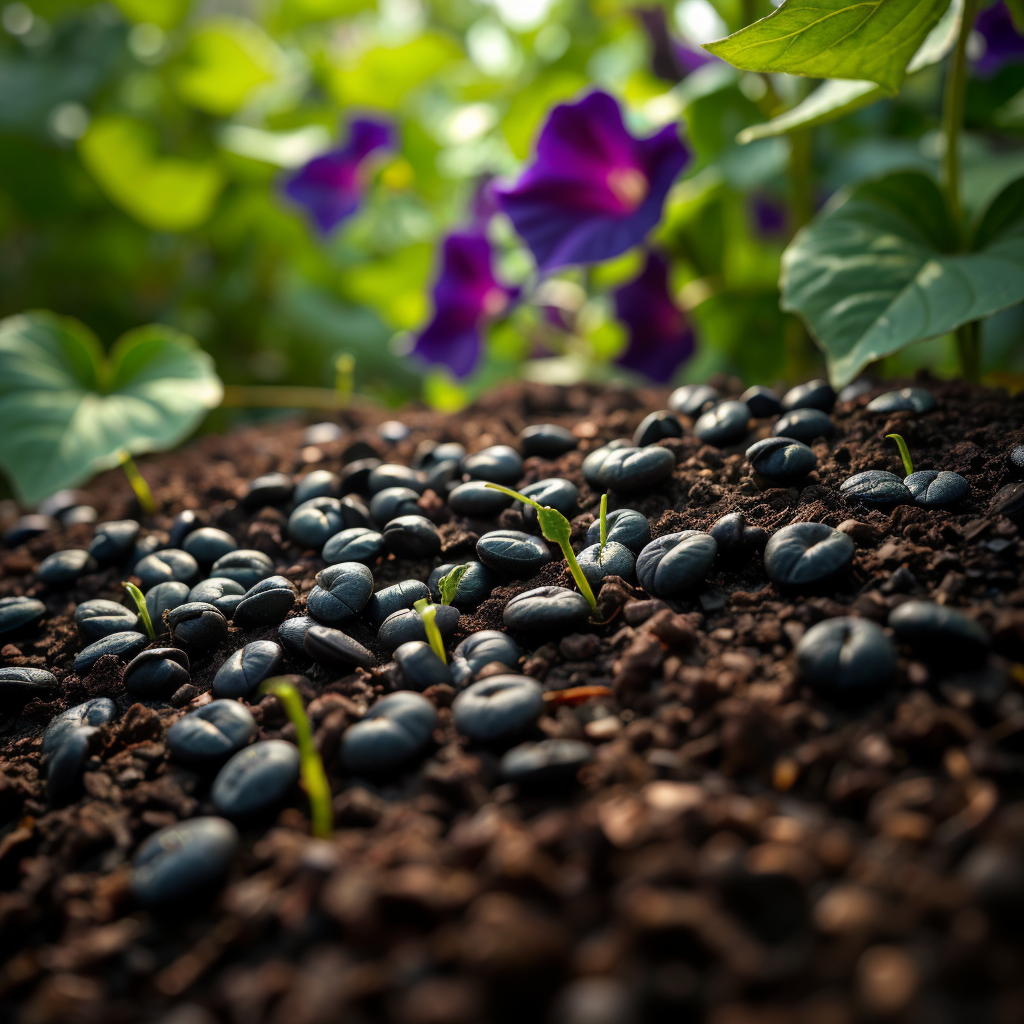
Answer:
[576, 542, 636, 588]
[518, 478, 580, 528]
[904, 470, 970, 507]
[287, 497, 346, 549]
[322, 527, 384, 565]
[232, 576, 297, 629]
[378, 604, 460, 651]
[503, 586, 593, 635]
[866, 387, 936, 414]
[277, 615, 315, 657]
[427, 561, 500, 609]
[42, 697, 116, 756]
[181, 527, 238, 564]
[166, 602, 229, 652]
[476, 530, 551, 577]
[306, 562, 374, 625]
[0, 596, 45, 639]
[1011, 445, 1024, 472]
[449, 480, 514, 517]
[500, 738, 593, 787]
[340, 690, 438, 776]
[303, 623, 376, 669]
[168, 509, 202, 548]
[0, 666, 59, 702]
[364, 579, 430, 628]
[746, 436, 817, 485]
[73, 599, 138, 641]
[585, 508, 651, 554]
[708, 512, 768, 565]
[128, 535, 162, 570]
[37, 548, 98, 586]
[188, 577, 246, 618]
[4, 514, 55, 547]
[368, 486, 421, 524]
[453, 675, 545, 746]
[633, 410, 683, 447]
[304, 421, 344, 446]
[293, 469, 340, 504]
[782, 378, 836, 413]
[520, 423, 577, 458]
[694, 400, 751, 446]
[134, 549, 199, 591]
[636, 531, 718, 598]
[243, 472, 293, 508]
[212, 739, 301, 819]
[581, 439, 631, 487]
[72, 631, 150, 675]
[87, 519, 141, 565]
[394, 640, 453, 690]
[668, 383, 720, 417]
[840, 470, 913, 505]
[167, 699, 257, 767]
[451, 630, 524, 687]
[461, 444, 524, 486]
[596, 445, 675, 492]
[415, 441, 467, 469]
[740, 385, 782, 418]
[145, 581, 191, 629]
[424, 459, 460, 495]
[796, 617, 896, 697]
[772, 407, 835, 444]
[367, 463, 426, 495]
[46, 726, 96, 802]
[123, 647, 191, 699]
[990, 482, 1024, 523]
[60, 505, 96, 527]
[381, 514, 442, 558]
[338, 457, 381, 496]
[209, 549, 274, 589]
[888, 600, 989, 664]
[212, 640, 284, 698]
[378, 419, 410, 443]
[763, 522, 855, 588]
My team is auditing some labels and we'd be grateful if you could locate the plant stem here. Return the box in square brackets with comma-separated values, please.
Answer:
[885, 433, 915, 477]
[942, 0, 979, 232]
[122, 581, 155, 639]
[335, 353, 355, 408]
[956, 320, 982, 383]
[599, 493, 608, 551]
[414, 599, 447, 663]
[118, 452, 157, 515]
[220, 385, 371, 410]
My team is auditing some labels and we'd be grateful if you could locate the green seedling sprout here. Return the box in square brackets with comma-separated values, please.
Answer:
[599, 493, 608, 553]
[886, 434, 915, 477]
[437, 564, 469, 606]
[413, 598, 447, 663]
[484, 483, 597, 609]
[259, 678, 333, 840]
[335, 353, 355, 409]
[118, 450, 157, 515]
[122, 581, 155, 639]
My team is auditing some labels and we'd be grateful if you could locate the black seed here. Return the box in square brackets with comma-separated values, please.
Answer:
[0, 666, 59, 703]
[382, 515, 442, 558]
[304, 421, 344, 446]
[134, 549, 199, 591]
[708, 512, 767, 565]
[461, 445, 524, 486]
[633, 410, 683, 447]
[598, 446, 675, 492]
[378, 420, 410, 443]
[145, 582, 191, 630]
[88, 520, 140, 565]
[746, 436, 817, 485]
[668, 384, 720, 417]
[212, 640, 283, 698]
[369, 486, 421, 525]
[232, 576, 297, 628]
[167, 602, 229, 652]
[503, 586, 592, 635]
[59, 505, 96, 527]
[740, 385, 782, 418]
[210, 549, 274, 589]
[378, 605, 460, 651]
[840, 470, 913, 506]
[244, 472, 293, 508]
[837, 378, 874, 403]
[46, 727, 95, 801]
[341, 691, 438, 776]
[414, 441, 467, 469]
[38, 490, 84, 518]
[865, 387, 936, 414]
[364, 580, 430, 629]
[307, 562, 374, 625]
[888, 599, 989, 665]
[772, 408, 835, 444]
[519, 478, 579, 526]
[42, 697, 116, 756]
[167, 700, 256, 767]
[188, 577, 246, 618]
[339, 458, 382, 496]
[4, 514, 55, 547]
[453, 675, 544, 746]
[287, 497, 346, 548]
[905, 470, 969, 507]
[451, 630, 523, 687]
[448, 481, 514, 517]
[123, 647, 191, 699]
[694, 401, 751, 447]
[128, 535, 163, 571]
[476, 530, 551, 577]
[763, 522, 854, 588]
[293, 469, 340, 504]
[520, 423, 577, 458]
[37, 548, 98, 586]
[500, 738, 593, 787]
[424, 459, 460, 496]
[991, 482, 1024, 523]
[278, 615, 315, 658]
[181, 527, 238, 564]
[0, 596, 46, 639]
[797, 617, 896, 698]
[576, 542, 636, 588]
[367, 463, 426, 495]
[585, 508, 651, 554]
[74, 599, 138, 642]
[581, 440, 631, 488]
[212, 739, 300, 818]
[427, 561, 500, 610]
[303, 623, 376, 669]
[322, 527, 384, 565]
[169, 510, 203, 548]
[73, 631, 150, 675]
[781, 378, 836, 413]
[636, 531, 717, 597]
[394, 640, 453, 690]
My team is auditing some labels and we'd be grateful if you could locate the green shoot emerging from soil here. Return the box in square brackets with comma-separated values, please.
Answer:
[413, 598, 447, 663]
[118, 450, 157, 515]
[259, 678, 333, 840]
[335, 353, 355, 408]
[886, 434, 915, 477]
[122, 581, 155, 639]
[599, 493, 608, 552]
[485, 483, 597, 609]
[437, 564, 469, 606]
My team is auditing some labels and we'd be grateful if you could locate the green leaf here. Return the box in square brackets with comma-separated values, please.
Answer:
[0, 312, 223, 504]
[781, 170, 1024, 387]
[1007, 0, 1024, 32]
[437, 564, 469, 606]
[704, 0, 952, 94]
[113, 0, 190, 29]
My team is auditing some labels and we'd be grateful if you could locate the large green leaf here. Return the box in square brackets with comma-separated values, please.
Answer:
[705, 0, 952, 94]
[1007, 0, 1024, 32]
[0, 312, 223, 504]
[781, 170, 1024, 386]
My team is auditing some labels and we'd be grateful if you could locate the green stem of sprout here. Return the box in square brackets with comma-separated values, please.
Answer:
[259, 678, 333, 840]
[413, 598, 447, 663]
[484, 483, 597, 609]
[886, 434, 915, 478]
[118, 451, 157, 515]
[122, 581, 155, 640]
[599, 493, 608, 552]
[436, 564, 469, 606]
[335, 353, 355, 409]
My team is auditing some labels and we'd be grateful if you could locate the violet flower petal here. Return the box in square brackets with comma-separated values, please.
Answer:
[974, 2, 1024, 76]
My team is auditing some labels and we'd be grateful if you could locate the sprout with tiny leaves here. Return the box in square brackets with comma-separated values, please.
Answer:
[122, 580, 155, 639]
[118, 450, 157, 515]
[886, 433, 914, 477]
[437, 564, 469, 606]
[413, 597, 447, 663]
[599, 493, 608, 552]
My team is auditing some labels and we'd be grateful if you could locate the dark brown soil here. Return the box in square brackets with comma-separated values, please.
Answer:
[2, 377, 1024, 1024]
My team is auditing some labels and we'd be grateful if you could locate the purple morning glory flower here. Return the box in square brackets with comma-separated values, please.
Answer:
[495, 90, 690, 272]
[283, 117, 394, 233]
[974, 2, 1024, 76]
[635, 7, 718, 81]
[412, 232, 517, 378]
[614, 250, 694, 383]
[749, 191, 788, 239]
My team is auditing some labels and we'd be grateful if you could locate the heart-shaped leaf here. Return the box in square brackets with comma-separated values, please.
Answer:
[0, 312, 223, 504]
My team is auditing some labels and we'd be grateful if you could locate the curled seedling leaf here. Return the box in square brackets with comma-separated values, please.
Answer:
[122, 581, 155, 639]
[886, 433, 915, 477]
[484, 483, 597, 609]
[413, 598, 447, 663]
[259, 678, 333, 840]
[599, 493, 608, 552]
[437, 564, 469, 606]
[118, 450, 157, 515]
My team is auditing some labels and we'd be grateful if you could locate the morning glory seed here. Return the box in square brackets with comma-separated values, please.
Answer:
[781, 378, 836, 413]
[4, 514, 54, 547]
[451, 631, 523, 687]
[367, 463, 426, 495]
[134, 549, 199, 591]
[293, 469, 340, 504]
[598, 446, 675, 492]
[840, 471, 913, 506]
[394, 640, 453, 690]
[303, 624, 376, 670]
[500, 739, 593, 788]
[0, 666, 59, 703]
[88, 519, 140, 565]
[188, 578, 246, 618]
[746, 436, 817, 486]
[73, 599, 138, 642]
[145, 582, 191, 630]
[888, 600, 989, 664]
[448, 481, 514, 517]
[288, 497, 347, 549]
[476, 530, 551, 577]
[453, 675, 545, 746]
[708, 512, 767, 565]
[277, 615, 315, 658]
[212, 739, 301, 819]
[772, 408, 835, 444]
[581, 440, 632, 488]
[461, 445, 524, 486]
[576, 542, 636, 588]
[243, 472, 293, 508]
[763, 522, 854, 588]
[369, 486, 422, 525]
[37, 548, 98, 586]
[865, 387, 936, 415]
[0, 596, 46, 639]
[503, 586, 592, 636]
[520, 424, 577, 458]
[72, 631, 150, 675]
[339, 458, 382, 496]
[209, 550, 274, 590]
[633, 410, 683, 447]
[123, 648, 191, 700]
[585, 508, 651, 554]
[341, 691, 438, 776]
[166, 700, 256, 767]
[904, 470, 970, 507]
[740, 385, 782, 418]
[211, 640, 284, 699]
[364, 580, 431, 629]
[377, 604, 460, 651]
[427, 561, 501, 610]
[694, 401, 751, 447]
[181, 528, 238, 564]
[796, 617, 896, 697]
[46, 727, 95, 802]
[322, 527, 385, 565]
[168, 510, 202, 548]
[167, 602, 229, 652]
[519, 478, 579, 526]
[232, 576, 297, 629]
[382, 515, 442, 558]
[636, 531, 718, 598]
[306, 562, 374, 625]
[42, 697, 116, 756]
[668, 384, 720, 418]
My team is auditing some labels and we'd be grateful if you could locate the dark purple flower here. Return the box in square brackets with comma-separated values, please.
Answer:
[634, 7, 717, 81]
[495, 90, 690, 272]
[469, 174, 500, 227]
[283, 117, 394, 233]
[974, 2, 1024, 76]
[749, 191, 788, 239]
[412, 232, 517, 378]
[614, 250, 694, 383]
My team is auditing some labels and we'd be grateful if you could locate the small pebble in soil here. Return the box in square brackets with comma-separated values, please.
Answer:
[427, 561, 500, 610]
[73, 631, 149, 675]
[293, 469, 339, 504]
[188, 578, 246, 618]
[37, 548, 98, 586]
[1011, 445, 1024, 472]
[369, 486, 421, 525]
[134, 549, 199, 591]
[585, 508, 652, 554]
[232, 576, 297, 628]
[378, 604, 460, 651]
[212, 739, 301, 819]
[0, 666, 59, 703]
[772, 408, 835, 444]
[322, 527, 384, 565]
[285, 498, 345, 549]
[341, 690, 438, 776]
[4, 514, 55, 547]
[146, 582, 190, 630]
[212, 640, 284, 698]
[782, 378, 836, 413]
[694, 401, 751, 446]
[167, 603, 229, 653]
[796, 617, 896, 698]
[365, 579, 431, 628]
[840, 470, 913, 506]
[277, 615, 315, 658]
[367, 463, 425, 495]
[888, 600, 989, 664]
[500, 738, 593, 787]
[167, 700, 256, 767]
[0, 596, 46, 639]
[46, 726, 96, 801]
[597, 446, 675, 492]
[633, 410, 683, 447]
[865, 387, 936, 414]
[708, 512, 768, 565]
[636, 531, 718, 598]
[382, 515, 442, 558]
[244, 472, 293, 508]
[449, 481, 514, 517]
[451, 631, 524, 687]
[461, 445, 524, 486]
[763, 522, 855, 588]
[519, 478, 580, 526]
[746, 436, 817, 485]
[520, 423, 577, 458]
[209, 549, 274, 590]
[181, 527, 238, 564]
[904, 470, 970, 507]
[668, 383, 720, 417]
[740, 385, 782, 418]
[394, 640, 453, 690]
[88, 519, 140, 565]
[453, 675, 544, 746]
[581, 440, 631, 488]
[303, 623, 376, 669]
[576, 542, 636, 588]
[476, 530, 551, 577]
[306, 562, 374, 625]
[123, 648, 191, 700]
[503, 586, 592, 636]
[42, 697, 116, 756]
[73, 599, 139, 641]
[132, 817, 240, 907]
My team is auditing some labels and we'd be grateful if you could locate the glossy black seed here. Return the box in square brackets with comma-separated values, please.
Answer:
[600, 446, 675, 493]
[4, 514, 55, 547]
[462, 445, 524, 485]
[504, 586, 592, 636]
[837, 378, 874, 403]
[304, 421, 344, 446]
[394, 641, 453, 690]
[294, 469, 340, 504]
[124, 648, 191, 699]
[427, 561, 500, 610]
[37, 548, 98, 586]
[746, 436, 817, 485]
[453, 675, 544, 746]
[378, 604, 460, 651]
[232, 576, 297, 628]
[167, 603, 229, 652]
[520, 423, 577, 458]
[840, 470, 913, 505]
[212, 640, 283, 698]
[168, 509, 202, 548]
[88, 519, 140, 565]
[368, 463, 426, 495]
[210, 549, 274, 589]
[797, 617, 896, 697]
[424, 458, 460, 496]
[286, 497, 344, 549]
[181, 527, 237, 564]
[365, 580, 430, 629]
[382, 515, 442, 558]
[145, 582, 191, 630]
[1010, 446, 1024, 472]
[322, 527, 384, 565]
[781, 378, 836, 413]
[991, 482, 1024, 523]
[369, 486, 421, 525]
[476, 530, 551, 577]
[500, 738, 593, 787]
[379, 419, 410, 443]
[636, 531, 717, 597]
[708, 512, 768, 565]
[519, 478, 579, 526]
[167, 700, 256, 767]
[694, 400, 751, 446]
[304, 624, 376, 669]
[451, 631, 523, 686]
[772, 408, 835, 444]
[43, 698, 116, 756]
[581, 439, 632, 487]
[668, 384, 720, 418]
[306, 562, 374, 625]
[865, 387, 936, 414]
[740, 385, 782, 418]
[134, 549, 199, 591]
[74, 599, 138, 642]
[73, 631, 149, 675]
[585, 508, 651, 554]
[414, 441, 467, 469]
[244, 472, 293, 508]
[577, 542, 636, 588]
[59, 505, 97, 527]
[888, 600, 989, 664]
[633, 410, 683, 447]
[339, 458, 382, 496]
[905, 470, 970, 507]
[448, 481, 513, 517]
[0, 596, 46, 639]
[128, 534, 162, 570]
[188, 577, 246, 618]
[763, 522, 854, 588]
[212, 739, 300, 818]
[341, 691, 437, 776]
[132, 817, 239, 908]
[0, 666, 59, 702]
[46, 726, 95, 801]
[278, 615, 315, 657]
[39, 489, 84, 517]
[335, 493, 374, 532]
